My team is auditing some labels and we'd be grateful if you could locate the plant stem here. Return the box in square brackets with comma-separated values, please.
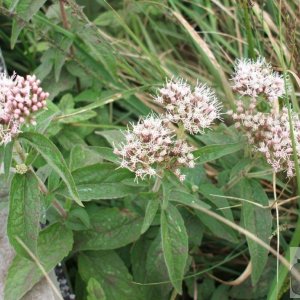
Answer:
[273, 171, 280, 298]
[152, 176, 162, 193]
[14, 140, 67, 219]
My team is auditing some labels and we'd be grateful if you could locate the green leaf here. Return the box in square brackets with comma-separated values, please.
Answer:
[90, 146, 119, 164]
[168, 189, 211, 210]
[74, 207, 143, 251]
[193, 143, 243, 164]
[78, 251, 143, 300]
[161, 204, 188, 294]
[19, 132, 82, 206]
[11, 0, 47, 48]
[57, 163, 136, 201]
[144, 233, 173, 299]
[61, 182, 137, 201]
[239, 179, 272, 285]
[69, 145, 118, 170]
[7, 172, 41, 258]
[65, 207, 91, 231]
[4, 223, 73, 300]
[96, 130, 125, 147]
[87, 278, 107, 300]
[141, 196, 159, 234]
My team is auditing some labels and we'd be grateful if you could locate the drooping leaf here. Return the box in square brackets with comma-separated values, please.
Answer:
[19, 132, 82, 206]
[7, 172, 41, 258]
[161, 204, 188, 294]
[74, 206, 143, 251]
[4, 223, 73, 300]
[78, 251, 144, 300]
[238, 178, 272, 285]
[193, 143, 243, 164]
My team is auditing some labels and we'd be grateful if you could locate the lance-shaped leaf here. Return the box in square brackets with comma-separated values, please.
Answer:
[19, 132, 82, 206]
[161, 204, 188, 294]
[7, 172, 41, 258]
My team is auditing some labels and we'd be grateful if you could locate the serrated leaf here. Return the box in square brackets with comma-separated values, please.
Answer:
[161, 204, 188, 294]
[87, 278, 106, 300]
[19, 132, 82, 206]
[11, 0, 47, 48]
[74, 207, 143, 251]
[78, 251, 143, 300]
[7, 172, 41, 258]
[239, 179, 272, 285]
[4, 223, 73, 300]
[193, 143, 243, 164]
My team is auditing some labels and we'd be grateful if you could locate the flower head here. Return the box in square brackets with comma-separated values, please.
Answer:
[0, 72, 49, 145]
[231, 57, 285, 102]
[229, 57, 297, 176]
[114, 114, 195, 181]
[154, 78, 222, 134]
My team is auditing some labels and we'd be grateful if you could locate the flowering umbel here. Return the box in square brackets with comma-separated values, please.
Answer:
[0, 72, 48, 145]
[113, 115, 195, 181]
[114, 78, 222, 181]
[155, 78, 222, 134]
[229, 57, 299, 176]
[231, 57, 285, 102]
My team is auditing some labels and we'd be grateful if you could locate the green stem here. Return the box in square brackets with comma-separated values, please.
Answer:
[152, 176, 162, 193]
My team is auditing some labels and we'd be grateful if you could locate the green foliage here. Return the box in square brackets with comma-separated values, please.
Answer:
[8, 172, 41, 258]
[1, 0, 299, 299]
[161, 204, 188, 294]
[19, 132, 82, 206]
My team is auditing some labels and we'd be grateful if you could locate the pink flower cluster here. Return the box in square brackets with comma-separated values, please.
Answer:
[231, 57, 285, 102]
[115, 78, 222, 181]
[0, 72, 48, 145]
[155, 78, 222, 134]
[229, 58, 299, 176]
[114, 115, 195, 181]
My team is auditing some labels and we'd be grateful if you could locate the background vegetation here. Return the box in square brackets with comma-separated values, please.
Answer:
[1, 0, 300, 299]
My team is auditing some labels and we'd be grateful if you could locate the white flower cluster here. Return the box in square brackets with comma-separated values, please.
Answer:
[229, 58, 298, 176]
[114, 115, 195, 181]
[231, 57, 285, 102]
[0, 72, 48, 145]
[155, 78, 222, 134]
